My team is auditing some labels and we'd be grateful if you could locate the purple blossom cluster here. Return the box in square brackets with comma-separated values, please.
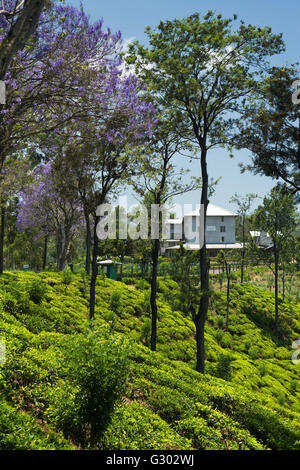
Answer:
[1, 2, 156, 154]
[17, 160, 82, 237]
[3, 2, 157, 255]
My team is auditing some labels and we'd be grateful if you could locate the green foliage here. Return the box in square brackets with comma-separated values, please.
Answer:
[45, 326, 129, 448]
[147, 386, 197, 423]
[0, 271, 300, 450]
[140, 317, 151, 346]
[27, 279, 47, 304]
[215, 353, 233, 381]
[0, 399, 73, 450]
[102, 401, 193, 450]
[109, 291, 122, 314]
[61, 269, 73, 295]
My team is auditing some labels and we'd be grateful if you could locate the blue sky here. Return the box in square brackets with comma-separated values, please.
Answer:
[68, 0, 300, 213]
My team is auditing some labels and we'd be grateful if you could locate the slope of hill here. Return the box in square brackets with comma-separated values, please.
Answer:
[0, 271, 299, 450]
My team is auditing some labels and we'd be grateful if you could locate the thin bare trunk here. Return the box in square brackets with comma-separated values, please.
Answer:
[150, 238, 160, 351]
[89, 216, 99, 320]
[195, 148, 209, 374]
[84, 208, 91, 275]
[0, 204, 5, 274]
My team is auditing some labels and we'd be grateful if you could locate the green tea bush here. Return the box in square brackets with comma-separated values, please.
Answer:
[102, 401, 193, 450]
[215, 353, 233, 381]
[103, 310, 118, 330]
[61, 269, 73, 295]
[148, 386, 197, 423]
[142, 290, 151, 314]
[140, 318, 151, 346]
[0, 399, 73, 450]
[215, 329, 224, 345]
[28, 279, 47, 305]
[137, 279, 145, 290]
[0, 271, 300, 450]
[109, 291, 122, 314]
[220, 332, 232, 349]
[46, 326, 129, 448]
[216, 315, 225, 329]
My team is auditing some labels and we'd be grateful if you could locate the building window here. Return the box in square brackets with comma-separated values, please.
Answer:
[221, 216, 224, 222]
[221, 236, 225, 242]
[192, 216, 196, 232]
[170, 224, 174, 240]
[220, 226, 226, 232]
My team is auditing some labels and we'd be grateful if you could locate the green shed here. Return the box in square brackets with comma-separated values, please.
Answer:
[98, 259, 121, 281]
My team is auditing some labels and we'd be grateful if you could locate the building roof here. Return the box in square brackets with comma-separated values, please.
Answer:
[249, 230, 271, 238]
[184, 203, 237, 217]
[166, 243, 243, 251]
[97, 259, 122, 265]
[250, 231, 261, 237]
[166, 219, 182, 224]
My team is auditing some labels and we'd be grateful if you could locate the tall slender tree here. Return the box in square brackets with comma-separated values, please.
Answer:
[133, 115, 200, 351]
[0, 3, 129, 273]
[17, 161, 82, 271]
[230, 193, 257, 283]
[236, 66, 300, 197]
[255, 185, 298, 337]
[127, 11, 285, 372]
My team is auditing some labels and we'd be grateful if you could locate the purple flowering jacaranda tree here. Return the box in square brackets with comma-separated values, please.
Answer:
[17, 160, 83, 270]
[0, 2, 148, 273]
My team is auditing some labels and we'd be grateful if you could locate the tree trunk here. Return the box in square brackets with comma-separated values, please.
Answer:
[241, 215, 245, 284]
[57, 226, 70, 271]
[89, 215, 100, 320]
[0, 0, 45, 80]
[274, 250, 279, 337]
[195, 148, 209, 374]
[42, 234, 48, 271]
[0, 204, 5, 274]
[226, 263, 231, 330]
[282, 266, 285, 301]
[119, 256, 123, 282]
[150, 238, 160, 351]
[84, 208, 91, 275]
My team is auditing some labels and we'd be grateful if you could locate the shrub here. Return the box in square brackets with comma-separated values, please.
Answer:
[215, 329, 224, 345]
[216, 315, 225, 329]
[46, 326, 129, 448]
[248, 346, 260, 360]
[0, 399, 73, 450]
[102, 402, 193, 450]
[109, 291, 122, 314]
[142, 290, 151, 314]
[28, 280, 47, 305]
[140, 318, 151, 346]
[103, 310, 118, 330]
[61, 270, 73, 295]
[220, 332, 232, 349]
[258, 363, 267, 377]
[216, 353, 233, 380]
[148, 386, 196, 423]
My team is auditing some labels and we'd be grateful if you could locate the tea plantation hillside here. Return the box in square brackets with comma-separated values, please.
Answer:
[0, 271, 300, 450]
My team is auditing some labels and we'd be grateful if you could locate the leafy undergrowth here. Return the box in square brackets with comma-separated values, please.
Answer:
[0, 271, 299, 450]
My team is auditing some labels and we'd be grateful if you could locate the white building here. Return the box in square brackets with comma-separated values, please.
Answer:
[249, 230, 272, 248]
[162, 203, 243, 256]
